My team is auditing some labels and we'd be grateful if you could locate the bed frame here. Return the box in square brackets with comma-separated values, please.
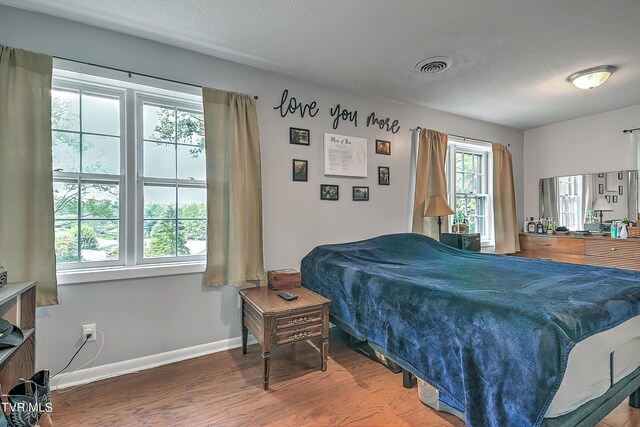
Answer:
[331, 315, 640, 426]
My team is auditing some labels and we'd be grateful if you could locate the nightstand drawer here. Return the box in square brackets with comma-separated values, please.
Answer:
[275, 309, 323, 330]
[274, 324, 323, 346]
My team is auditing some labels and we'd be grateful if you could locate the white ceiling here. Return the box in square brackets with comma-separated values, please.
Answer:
[3, 0, 640, 130]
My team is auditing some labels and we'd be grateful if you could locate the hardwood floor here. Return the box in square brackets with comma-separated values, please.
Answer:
[51, 329, 639, 426]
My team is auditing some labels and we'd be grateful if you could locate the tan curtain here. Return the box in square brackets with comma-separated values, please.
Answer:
[0, 45, 57, 306]
[202, 87, 265, 287]
[412, 129, 449, 238]
[492, 143, 520, 254]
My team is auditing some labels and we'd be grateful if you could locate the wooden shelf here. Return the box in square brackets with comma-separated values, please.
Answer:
[0, 281, 37, 390]
[0, 328, 34, 366]
[0, 281, 36, 306]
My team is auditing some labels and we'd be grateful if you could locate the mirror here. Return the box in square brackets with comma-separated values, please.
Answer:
[539, 170, 638, 230]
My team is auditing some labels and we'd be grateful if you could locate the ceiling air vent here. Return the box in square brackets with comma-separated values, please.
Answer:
[415, 56, 452, 75]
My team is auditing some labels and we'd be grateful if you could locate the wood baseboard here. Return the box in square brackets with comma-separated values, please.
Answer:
[52, 335, 257, 390]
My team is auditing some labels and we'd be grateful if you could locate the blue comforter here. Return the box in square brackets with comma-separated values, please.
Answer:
[300, 233, 640, 427]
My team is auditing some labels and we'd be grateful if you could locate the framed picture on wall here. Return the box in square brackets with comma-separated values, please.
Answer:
[598, 173, 605, 178]
[290, 127, 310, 145]
[352, 186, 369, 201]
[378, 166, 390, 185]
[605, 195, 611, 203]
[612, 195, 618, 203]
[320, 184, 339, 201]
[292, 159, 308, 182]
[618, 172, 624, 180]
[619, 185, 624, 195]
[375, 139, 391, 155]
[598, 184, 604, 194]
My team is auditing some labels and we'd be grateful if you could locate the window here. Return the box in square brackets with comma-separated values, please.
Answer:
[446, 138, 493, 244]
[139, 98, 206, 261]
[52, 70, 205, 270]
[52, 85, 124, 267]
[558, 175, 582, 230]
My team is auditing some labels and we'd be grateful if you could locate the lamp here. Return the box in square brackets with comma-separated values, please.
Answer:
[592, 197, 613, 229]
[425, 195, 455, 241]
[567, 65, 617, 90]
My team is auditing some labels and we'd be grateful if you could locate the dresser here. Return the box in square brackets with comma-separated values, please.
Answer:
[517, 233, 640, 271]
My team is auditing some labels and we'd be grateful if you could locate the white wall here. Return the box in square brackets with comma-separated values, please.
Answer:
[0, 5, 524, 374]
[524, 105, 640, 220]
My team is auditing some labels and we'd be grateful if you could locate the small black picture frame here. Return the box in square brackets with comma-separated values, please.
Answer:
[290, 127, 310, 146]
[375, 139, 391, 155]
[320, 184, 339, 200]
[612, 195, 618, 203]
[292, 159, 308, 182]
[598, 173, 605, 178]
[598, 183, 604, 194]
[378, 166, 390, 185]
[619, 185, 624, 195]
[605, 195, 611, 203]
[618, 172, 624, 180]
[352, 186, 369, 201]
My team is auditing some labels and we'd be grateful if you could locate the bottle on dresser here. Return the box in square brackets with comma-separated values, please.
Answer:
[536, 218, 546, 234]
[525, 217, 537, 233]
[620, 218, 629, 239]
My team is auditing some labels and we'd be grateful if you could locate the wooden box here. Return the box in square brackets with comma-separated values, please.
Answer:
[268, 269, 302, 290]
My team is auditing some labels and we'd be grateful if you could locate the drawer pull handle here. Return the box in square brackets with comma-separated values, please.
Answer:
[288, 331, 312, 341]
[611, 248, 616, 251]
[536, 243, 552, 246]
[287, 316, 312, 326]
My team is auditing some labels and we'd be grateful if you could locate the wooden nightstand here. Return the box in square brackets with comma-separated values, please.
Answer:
[239, 286, 330, 390]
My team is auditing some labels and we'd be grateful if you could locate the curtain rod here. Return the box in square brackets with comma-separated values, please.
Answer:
[409, 127, 497, 145]
[52, 55, 259, 100]
[623, 127, 640, 134]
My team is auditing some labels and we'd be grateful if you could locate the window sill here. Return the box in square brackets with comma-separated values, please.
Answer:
[57, 262, 206, 285]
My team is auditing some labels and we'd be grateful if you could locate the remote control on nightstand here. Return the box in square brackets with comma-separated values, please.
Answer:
[278, 291, 298, 301]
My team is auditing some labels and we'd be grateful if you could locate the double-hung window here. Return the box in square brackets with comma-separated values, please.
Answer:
[52, 83, 125, 267]
[52, 68, 206, 272]
[139, 97, 206, 261]
[558, 175, 582, 230]
[446, 138, 494, 245]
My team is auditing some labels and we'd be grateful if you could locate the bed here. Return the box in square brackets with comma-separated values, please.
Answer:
[300, 233, 640, 427]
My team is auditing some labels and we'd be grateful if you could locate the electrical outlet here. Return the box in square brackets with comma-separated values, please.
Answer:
[82, 323, 96, 342]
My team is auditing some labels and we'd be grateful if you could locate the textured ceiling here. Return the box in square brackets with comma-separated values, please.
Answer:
[3, 0, 640, 130]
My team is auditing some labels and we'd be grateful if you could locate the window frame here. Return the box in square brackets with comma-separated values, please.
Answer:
[136, 93, 207, 265]
[51, 79, 127, 270]
[558, 175, 582, 230]
[446, 138, 494, 246]
[51, 66, 206, 273]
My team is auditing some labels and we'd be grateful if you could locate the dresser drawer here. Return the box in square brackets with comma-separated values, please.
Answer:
[518, 250, 585, 264]
[275, 309, 323, 330]
[585, 255, 640, 271]
[274, 324, 323, 346]
[585, 239, 640, 258]
[520, 235, 585, 255]
[585, 239, 640, 271]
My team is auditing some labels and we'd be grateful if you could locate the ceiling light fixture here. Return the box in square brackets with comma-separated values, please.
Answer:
[567, 65, 617, 90]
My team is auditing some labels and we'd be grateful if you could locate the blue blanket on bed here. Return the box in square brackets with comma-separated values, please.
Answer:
[300, 233, 640, 427]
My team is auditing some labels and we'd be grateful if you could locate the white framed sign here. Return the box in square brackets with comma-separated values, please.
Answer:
[323, 133, 367, 177]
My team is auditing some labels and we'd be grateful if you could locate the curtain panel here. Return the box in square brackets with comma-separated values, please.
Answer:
[492, 143, 520, 254]
[202, 87, 265, 287]
[411, 129, 449, 238]
[0, 45, 57, 306]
